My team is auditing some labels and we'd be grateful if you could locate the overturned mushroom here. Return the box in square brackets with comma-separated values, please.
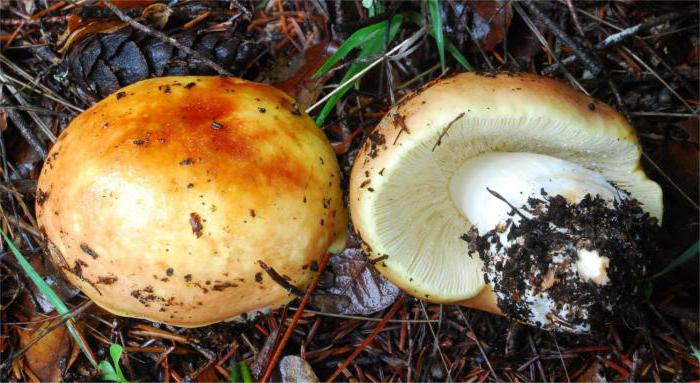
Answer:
[36, 76, 345, 327]
[350, 72, 662, 333]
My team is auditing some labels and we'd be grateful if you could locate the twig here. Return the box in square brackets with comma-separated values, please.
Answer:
[287, 307, 438, 323]
[103, 1, 232, 76]
[2, 80, 57, 143]
[229, 0, 253, 20]
[432, 112, 464, 152]
[327, 295, 406, 382]
[259, 252, 331, 383]
[607, 78, 630, 120]
[551, 332, 571, 383]
[543, 12, 682, 75]
[419, 301, 453, 382]
[636, 38, 699, 98]
[0, 53, 83, 113]
[486, 187, 529, 221]
[603, 12, 681, 46]
[564, 0, 585, 37]
[621, 46, 695, 114]
[464, 22, 494, 70]
[522, 1, 603, 76]
[4, 105, 47, 157]
[456, 307, 500, 381]
[257, 260, 305, 296]
[4, 301, 94, 368]
[512, 2, 588, 95]
[526, 331, 548, 382]
[630, 112, 697, 118]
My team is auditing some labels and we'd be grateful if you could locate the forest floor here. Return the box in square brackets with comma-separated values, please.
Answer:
[0, 1, 698, 382]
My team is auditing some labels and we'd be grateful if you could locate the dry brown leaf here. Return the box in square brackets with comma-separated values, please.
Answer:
[140, 3, 172, 30]
[467, 0, 513, 52]
[279, 355, 319, 383]
[59, 3, 170, 53]
[19, 314, 72, 382]
[58, 20, 126, 53]
[268, 39, 333, 110]
[194, 365, 223, 382]
[249, 328, 278, 379]
[577, 361, 607, 382]
[320, 248, 400, 315]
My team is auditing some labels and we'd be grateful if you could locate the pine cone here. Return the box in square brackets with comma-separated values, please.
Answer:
[63, 26, 261, 102]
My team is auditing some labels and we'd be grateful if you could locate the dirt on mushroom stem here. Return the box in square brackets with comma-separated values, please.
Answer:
[463, 191, 660, 333]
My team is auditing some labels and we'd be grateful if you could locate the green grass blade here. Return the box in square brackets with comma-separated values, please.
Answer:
[427, 0, 445, 71]
[99, 361, 119, 382]
[1, 231, 98, 368]
[445, 40, 475, 71]
[315, 15, 404, 125]
[406, 11, 473, 71]
[312, 16, 402, 79]
[365, 0, 384, 17]
[692, 345, 700, 363]
[239, 362, 252, 383]
[229, 362, 241, 382]
[109, 344, 127, 382]
[255, 0, 270, 10]
[653, 240, 699, 278]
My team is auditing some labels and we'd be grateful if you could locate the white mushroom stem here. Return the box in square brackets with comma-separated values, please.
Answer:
[450, 152, 627, 332]
[449, 152, 624, 235]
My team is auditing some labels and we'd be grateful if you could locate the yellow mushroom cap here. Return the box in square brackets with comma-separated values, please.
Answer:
[36, 76, 346, 327]
[349, 72, 662, 304]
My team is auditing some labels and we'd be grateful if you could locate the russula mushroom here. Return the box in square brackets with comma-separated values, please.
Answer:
[350, 72, 662, 333]
[36, 76, 346, 327]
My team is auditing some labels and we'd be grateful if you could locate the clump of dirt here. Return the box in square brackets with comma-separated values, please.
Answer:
[464, 192, 660, 332]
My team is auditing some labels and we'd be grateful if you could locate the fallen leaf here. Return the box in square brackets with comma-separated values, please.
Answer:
[58, 20, 126, 53]
[59, 4, 170, 53]
[467, 0, 512, 52]
[577, 361, 607, 382]
[194, 365, 223, 382]
[249, 328, 278, 380]
[319, 248, 400, 315]
[140, 3, 172, 30]
[19, 313, 72, 382]
[26, 255, 80, 314]
[279, 355, 319, 383]
[267, 39, 334, 110]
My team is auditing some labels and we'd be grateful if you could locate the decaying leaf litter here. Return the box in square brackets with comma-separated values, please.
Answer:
[0, 0, 698, 381]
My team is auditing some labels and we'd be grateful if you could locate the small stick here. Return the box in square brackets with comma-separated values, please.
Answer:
[432, 112, 465, 152]
[512, 2, 588, 95]
[257, 260, 305, 296]
[259, 252, 331, 383]
[486, 187, 529, 221]
[542, 12, 682, 75]
[564, 0, 585, 37]
[327, 295, 406, 382]
[4, 107, 47, 158]
[103, 1, 232, 77]
[522, 1, 603, 76]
